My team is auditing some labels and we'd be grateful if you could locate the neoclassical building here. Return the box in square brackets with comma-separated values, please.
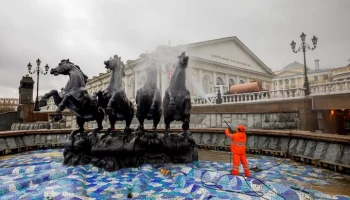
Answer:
[331, 61, 350, 82]
[272, 60, 333, 90]
[85, 36, 275, 102]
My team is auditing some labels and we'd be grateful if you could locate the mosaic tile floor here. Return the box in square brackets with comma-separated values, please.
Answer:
[0, 149, 349, 200]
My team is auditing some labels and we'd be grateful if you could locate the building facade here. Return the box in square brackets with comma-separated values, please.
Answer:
[85, 36, 275, 103]
[0, 98, 19, 113]
[331, 63, 350, 82]
[272, 59, 332, 90]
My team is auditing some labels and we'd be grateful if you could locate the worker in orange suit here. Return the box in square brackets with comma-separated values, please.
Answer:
[225, 125, 250, 177]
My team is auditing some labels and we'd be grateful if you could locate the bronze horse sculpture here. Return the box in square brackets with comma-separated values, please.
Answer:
[163, 52, 192, 138]
[39, 59, 105, 137]
[136, 61, 162, 136]
[92, 55, 134, 135]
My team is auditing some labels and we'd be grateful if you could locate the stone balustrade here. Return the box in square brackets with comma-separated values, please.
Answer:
[309, 80, 350, 96]
[193, 80, 350, 106]
[193, 88, 306, 105]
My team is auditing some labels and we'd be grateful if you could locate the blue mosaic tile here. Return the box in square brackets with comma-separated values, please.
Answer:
[0, 149, 349, 199]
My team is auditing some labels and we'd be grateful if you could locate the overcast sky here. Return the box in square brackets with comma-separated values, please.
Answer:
[0, 0, 349, 98]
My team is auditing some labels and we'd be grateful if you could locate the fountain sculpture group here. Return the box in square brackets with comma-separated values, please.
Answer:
[39, 52, 198, 171]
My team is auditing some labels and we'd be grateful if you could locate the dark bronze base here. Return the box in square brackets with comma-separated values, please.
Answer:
[63, 131, 198, 172]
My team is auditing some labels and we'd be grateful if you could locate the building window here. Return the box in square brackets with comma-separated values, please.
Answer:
[239, 80, 245, 84]
[216, 77, 224, 85]
[202, 76, 210, 94]
[324, 74, 328, 80]
[314, 76, 318, 81]
[279, 80, 283, 85]
[229, 79, 235, 87]
[291, 78, 295, 84]
[285, 79, 289, 84]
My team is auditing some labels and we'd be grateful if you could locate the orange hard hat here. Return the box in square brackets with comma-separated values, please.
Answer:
[237, 125, 245, 132]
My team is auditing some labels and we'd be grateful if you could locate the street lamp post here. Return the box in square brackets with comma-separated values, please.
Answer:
[290, 32, 318, 96]
[27, 59, 49, 111]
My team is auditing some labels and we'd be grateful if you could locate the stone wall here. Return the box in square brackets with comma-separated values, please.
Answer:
[193, 132, 350, 166]
[0, 133, 68, 152]
[44, 112, 299, 130]
[1, 129, 349, 168]
[0, 111, 18, 131]
[11, 122, 51, 131]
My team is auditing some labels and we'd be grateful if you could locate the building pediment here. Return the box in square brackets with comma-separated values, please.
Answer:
[177, 36, 275, 76]
[275, 68, 304, 77]
[275, 71, 303, 77]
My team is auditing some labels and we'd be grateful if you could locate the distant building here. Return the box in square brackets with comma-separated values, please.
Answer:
[86, 36, 275, 103]
[39, 88, 64, 111]
[0, 98, 19, 112]
[331, 60, 350, 82]
[272, 59, 332, 90]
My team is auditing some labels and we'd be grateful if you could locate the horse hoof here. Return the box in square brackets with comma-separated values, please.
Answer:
[39, 100, 47, 107]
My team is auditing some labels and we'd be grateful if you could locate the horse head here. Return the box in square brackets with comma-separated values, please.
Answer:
[177, 52, 189, 68]
[104, 55, 125, 76]
[51, 59, 88, 85]
[50, 59, 74, 76]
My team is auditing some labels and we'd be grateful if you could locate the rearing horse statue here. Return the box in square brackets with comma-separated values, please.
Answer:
[39, 59, 105, 136]
[163, 52, 192, 138]
[136, 60, 162, 136]
[93, 55, 134, 134]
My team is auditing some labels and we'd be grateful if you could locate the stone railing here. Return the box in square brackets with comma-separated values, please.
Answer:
[193, 88, 306, 105]
[309, 80, 350, 96]
[193, 80, 350, 105]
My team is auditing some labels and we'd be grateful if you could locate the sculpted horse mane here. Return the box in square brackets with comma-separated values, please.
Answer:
[60, 59, 89, 83]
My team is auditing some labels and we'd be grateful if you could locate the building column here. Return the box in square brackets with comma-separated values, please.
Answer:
[198, 69, 203, 84]
[225, 74, 229, 87]
[247, 77, 250, 83]
[237, 75, 240, 85]
[213, 72, 217, 86]
[157, 71, 161, 89]
[283, 79, 286, 89]
[135, 71, 139, 98]
[124, 75, 128, 97]
[277, 79, 280, 90]
[301, 77, 305, 88]
[161, 65, 168, 98]
[262, 81, 266, 90]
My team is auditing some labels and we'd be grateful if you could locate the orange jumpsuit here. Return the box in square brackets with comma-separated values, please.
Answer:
[225, 125, 250, 177]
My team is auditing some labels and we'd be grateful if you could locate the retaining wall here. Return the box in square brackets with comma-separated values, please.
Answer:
[1, 129, 349, 169]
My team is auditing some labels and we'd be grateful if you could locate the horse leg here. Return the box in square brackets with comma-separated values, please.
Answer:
[39, 90, 61, 107]
[152, 114, 161, 137]
[136, 114, 145, 135]
[164, 118, 171, 138]
[69, 116, 85, 141]
[54, 94, 71, 121]
[183, 96, 191, 138]
[124, 115, 133, 135]
[107, 114, 117, 135]
[106, 91, 116, 115]
[93, 110, 104, 135]
[91, 90, 102, 107]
